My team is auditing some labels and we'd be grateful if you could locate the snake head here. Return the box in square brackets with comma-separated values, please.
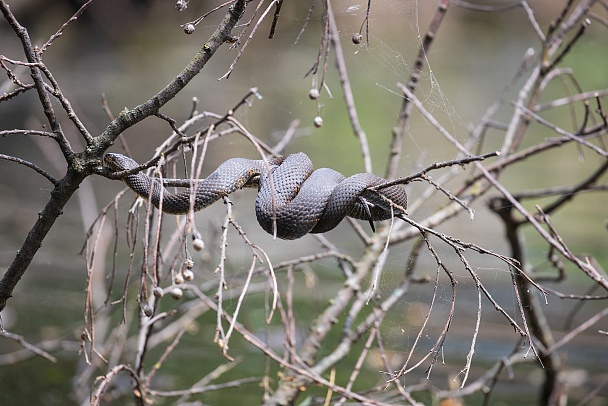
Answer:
[103, 153, 139, 173]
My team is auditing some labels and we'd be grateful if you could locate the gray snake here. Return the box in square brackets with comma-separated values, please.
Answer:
[104, 152, 407, 240]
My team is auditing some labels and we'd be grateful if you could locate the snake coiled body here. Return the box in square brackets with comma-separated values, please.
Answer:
[104, 152, 407, 240]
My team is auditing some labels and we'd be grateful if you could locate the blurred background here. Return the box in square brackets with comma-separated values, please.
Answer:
[1, 0, 607, 404]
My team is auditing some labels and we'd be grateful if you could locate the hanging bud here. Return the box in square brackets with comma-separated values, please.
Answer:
[313, 116, 323, 128]
[308, 88, 320, 100]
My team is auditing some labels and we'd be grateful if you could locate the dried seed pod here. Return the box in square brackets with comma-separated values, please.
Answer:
[308, 88, 320, 100]
[170, 287, 183, 300]
[352, 33, 363, 44]
[142, 304, 153, 317]
[192, 238, 205, 252]
[174, 273, 184, 285]
[183, 24, 195, 35]
[313, 116, 323, 128]
[153, 286, 164, 298]
[184, 258, 194, 270]
[182, 269, 194, 281]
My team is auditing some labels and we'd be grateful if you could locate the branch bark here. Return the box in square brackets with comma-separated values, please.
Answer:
[0, 0, 249, 313]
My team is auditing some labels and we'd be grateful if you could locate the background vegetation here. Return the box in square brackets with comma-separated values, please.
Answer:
[1, 0, 607, 405]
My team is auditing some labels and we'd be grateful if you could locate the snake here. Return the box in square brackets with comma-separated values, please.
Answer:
[104, 152, 407, 240]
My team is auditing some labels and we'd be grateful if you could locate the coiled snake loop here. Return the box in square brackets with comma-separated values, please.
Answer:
[104, 152, 407, 240]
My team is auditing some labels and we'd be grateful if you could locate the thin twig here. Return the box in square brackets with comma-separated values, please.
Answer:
[40, 0, 97, 53]
[0, 154, 58, 185]
[0, 330, 58, 362]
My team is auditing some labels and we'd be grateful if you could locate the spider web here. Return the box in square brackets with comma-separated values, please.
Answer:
[293, 2, 522, 384]
[334, 0, 465, 140]
[211, 0, 530, 389]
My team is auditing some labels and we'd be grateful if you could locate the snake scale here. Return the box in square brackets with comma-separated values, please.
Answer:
[104, 152, 407, 240]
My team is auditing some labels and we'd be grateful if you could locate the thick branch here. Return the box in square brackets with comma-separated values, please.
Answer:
[92, 0, 248, 155]
[0, 169, 86, 312]
[0, 0, 249, 313]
